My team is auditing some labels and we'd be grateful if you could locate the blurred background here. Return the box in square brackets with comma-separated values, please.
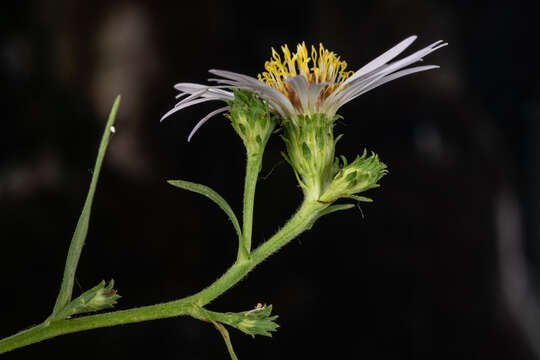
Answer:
[1, 1, 539, 359]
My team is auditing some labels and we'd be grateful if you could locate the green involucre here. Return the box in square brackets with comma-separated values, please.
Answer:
[281, 113, 339, 200]
[319, 150, 388, 203]
[226, 89, 277, 156]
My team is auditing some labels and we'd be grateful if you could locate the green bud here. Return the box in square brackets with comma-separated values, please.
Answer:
[226, 90, 277, 156]
[319, 150, 388, 203]
[189, 303, 279, 339]
[233, 304, 279, 338]
[281, 112, 387, 204]
[53, 280, 121, 320]
[208, 303, 279, 338]
[85, 280, 121, 311]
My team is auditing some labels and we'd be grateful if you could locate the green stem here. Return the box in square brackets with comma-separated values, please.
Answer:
[238, 153, 262, 260]
[0, 199, 326, 354]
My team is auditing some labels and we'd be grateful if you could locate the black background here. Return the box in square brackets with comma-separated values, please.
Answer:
[2, 1, 540, 359]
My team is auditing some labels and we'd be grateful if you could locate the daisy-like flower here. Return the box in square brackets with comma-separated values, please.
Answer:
[162, 36, 446, 202]
[161, 35, 447, 140]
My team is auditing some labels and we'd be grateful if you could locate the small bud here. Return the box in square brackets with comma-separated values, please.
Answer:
[234, 304, 279, 338]
[319, 150, 388, 203]
[54, 280, 121, 320]
[85, 280, 121, 311]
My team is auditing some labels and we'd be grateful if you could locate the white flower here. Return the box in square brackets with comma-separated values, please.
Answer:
[161, 36, 447, 141]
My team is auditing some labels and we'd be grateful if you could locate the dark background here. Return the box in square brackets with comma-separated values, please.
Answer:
[2, 1, 540, 359]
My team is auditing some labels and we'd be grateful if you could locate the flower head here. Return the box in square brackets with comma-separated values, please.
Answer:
[161, 35, 446, 140]
[161, 36, 446, 202]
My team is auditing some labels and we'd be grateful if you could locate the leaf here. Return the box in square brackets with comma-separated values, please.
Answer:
[306, 203, 355, 230]
[213, 321, 239, 360]
[168, 180, 242, 239]
[52, 95, 121, 316]
[348, 195, 373, 203]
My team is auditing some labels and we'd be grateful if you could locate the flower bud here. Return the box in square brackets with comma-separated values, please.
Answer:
[233, 304, 279, 338]
[54, 280, 121, 320]
[319, 150, 388, 203]
[85, 280, 121, 311]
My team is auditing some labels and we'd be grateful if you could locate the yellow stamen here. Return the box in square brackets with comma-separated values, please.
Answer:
[258, 42, 354, 100]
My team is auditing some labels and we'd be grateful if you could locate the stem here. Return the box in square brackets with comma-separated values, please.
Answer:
[0, 199, 326, 354]
[239, 153, 262, 260]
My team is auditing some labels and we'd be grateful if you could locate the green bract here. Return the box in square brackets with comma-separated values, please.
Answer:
[281, 113, 387, 204]
[320, 150, 388, 203]
[281, 114, 339, 201]
[52, 280, 121, 321]
[226, 89, 277, 156]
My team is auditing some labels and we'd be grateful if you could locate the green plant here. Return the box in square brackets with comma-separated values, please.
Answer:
[0, 36, 445, 358]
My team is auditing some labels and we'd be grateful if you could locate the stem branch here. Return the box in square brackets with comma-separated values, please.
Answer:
[239, 153, 262, 260]
[0, 199, 325, 354]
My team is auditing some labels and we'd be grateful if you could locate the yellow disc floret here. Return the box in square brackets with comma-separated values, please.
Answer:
[258, 42, 354, 100]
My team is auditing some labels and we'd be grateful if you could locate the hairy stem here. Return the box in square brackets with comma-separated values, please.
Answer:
[239, 153, 262, 260]
[0, 199, 325, 354]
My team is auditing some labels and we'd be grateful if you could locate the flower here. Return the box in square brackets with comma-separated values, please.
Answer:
[161, 35, 446, 140]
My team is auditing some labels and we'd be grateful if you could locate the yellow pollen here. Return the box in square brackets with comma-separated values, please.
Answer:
[258, 42, 354, 100]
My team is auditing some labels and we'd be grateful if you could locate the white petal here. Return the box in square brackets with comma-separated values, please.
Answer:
[161, 97, 222, 122]
[284, 75, 309, 112]
[326, 40, 446, 111]
[209, 69, 263, 86]
[209, 70, 288, 101]
[188, 106, 230, 142]
[175, 88, 209, 105]
[212, 76, 290, 117]
[174, 83, 234, 99]
[323, 72, 388, 115]
[364, 65, 440, 91]
[334, 65, 441, 110]
[309, 83, 331, 112]
[325, 65, 390, 108]
[174, 82, 210, 92]
[210, 69, 296, 118]
[376, 40, 446, 77]
[343, 36, 418, 86]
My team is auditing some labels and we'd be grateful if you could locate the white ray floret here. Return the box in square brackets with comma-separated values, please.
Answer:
[161, 36, 447, 140]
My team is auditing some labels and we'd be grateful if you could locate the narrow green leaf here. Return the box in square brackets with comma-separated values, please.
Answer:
[168, 180, 242, 239]
[212, 322, 239, 360]
[51, 95, 121, 316]
[307, 203, 355, 229]
[349, 195, 373, 203]
[320, 203, 356, 215]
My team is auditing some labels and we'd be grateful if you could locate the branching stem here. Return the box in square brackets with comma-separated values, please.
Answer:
[0, 199, 325, 354]
[238, 152, 262, 260]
